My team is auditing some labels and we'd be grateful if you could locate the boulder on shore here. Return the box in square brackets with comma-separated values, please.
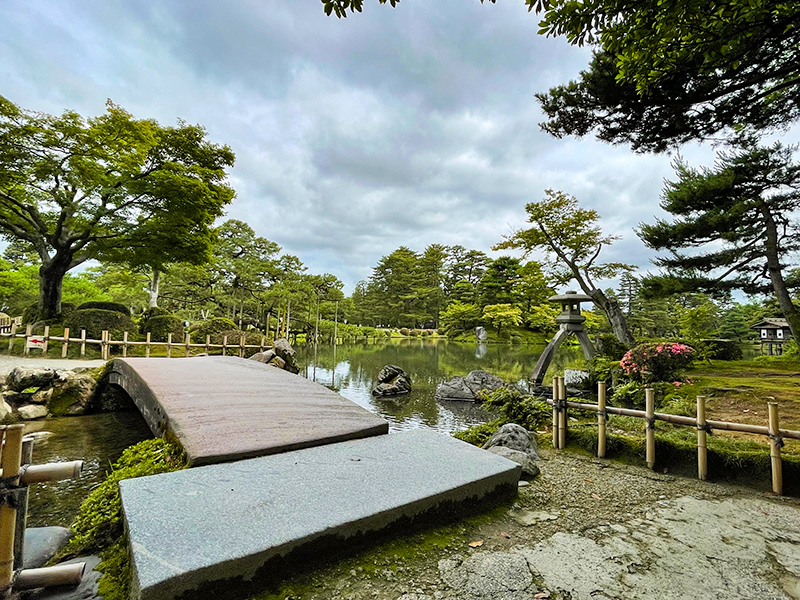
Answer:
[273, 339, 300, 374]
[435, 370, 509, 402]
[372, 365, 412, 397]
[482, 423, 540, 479]
[6, 367, 57, 392]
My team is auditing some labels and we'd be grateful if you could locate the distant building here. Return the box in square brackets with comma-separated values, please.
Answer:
[752, 318, 794, 355]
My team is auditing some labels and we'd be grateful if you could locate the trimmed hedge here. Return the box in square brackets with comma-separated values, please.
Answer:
[137, 306, 172, 334]
[77, 302, 130, 315]
[65, 309, 136, 340]
[142, 315, 184, 342]
[21, 302, 76, 325]
[190, 317, 237, 338]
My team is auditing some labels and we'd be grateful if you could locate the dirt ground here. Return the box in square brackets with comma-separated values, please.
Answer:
[254, 447, 800, 600]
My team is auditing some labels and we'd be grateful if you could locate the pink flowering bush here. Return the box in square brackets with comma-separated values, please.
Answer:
[619, 342, 694, 383]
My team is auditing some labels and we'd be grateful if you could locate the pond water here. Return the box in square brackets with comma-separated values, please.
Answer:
[23, 340, 585, 526]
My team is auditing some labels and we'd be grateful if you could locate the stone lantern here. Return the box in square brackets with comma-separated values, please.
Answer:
[530, 290, 596, 386]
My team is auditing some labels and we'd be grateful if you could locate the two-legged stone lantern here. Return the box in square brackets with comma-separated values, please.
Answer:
[531, 291, 596, 386]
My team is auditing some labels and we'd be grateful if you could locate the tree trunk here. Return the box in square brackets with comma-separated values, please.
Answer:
[38, 259, 70, 321]
[761, 204, 800, 341]
[148, 268, 161, 308]
[589, 289, 636, 347]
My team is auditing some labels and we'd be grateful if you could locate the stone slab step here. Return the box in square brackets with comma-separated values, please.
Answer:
[120, 430, 521, 600]
[108, 356, 389, 465]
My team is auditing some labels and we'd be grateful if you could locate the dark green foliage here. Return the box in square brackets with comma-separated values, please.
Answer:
[65, 309, 136, 339]
[137, 306, 171, 334]
[143, 315, 185, 342]
[453, 419, 505, 446]
[454, 388, 550, 446]
[209, 329, 263, 346]
[594, 333, 628, 359]
[399, 328, 410, 336]
[190, 317, 238, 338]
[588, 355, 622, 387]
[700, 339, 744, 361]
[77, 301, 130, 315]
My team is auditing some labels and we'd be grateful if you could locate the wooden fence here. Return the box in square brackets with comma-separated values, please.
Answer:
[549, 377, 799, 495]
[0, 324, 272, 360]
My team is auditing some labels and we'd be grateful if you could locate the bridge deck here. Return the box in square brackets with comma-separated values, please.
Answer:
[108, 356, 389, 466]
[120, 430, 521, 600]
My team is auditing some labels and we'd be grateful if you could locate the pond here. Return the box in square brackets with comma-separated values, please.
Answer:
[23, 340, 586, 526]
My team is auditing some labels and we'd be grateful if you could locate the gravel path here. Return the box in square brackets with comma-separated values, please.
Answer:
[262, 448, 800, 600]
[0, 355, 107, 376]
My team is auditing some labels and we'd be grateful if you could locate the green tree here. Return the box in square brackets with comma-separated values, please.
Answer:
[482, 303, 522, 337]
[0, 96, 235, 321]
[638, 141, 800, 342]
[496, 189, 635, 345]
[440, 301, 482, 337]
[478, 256, 522, 307]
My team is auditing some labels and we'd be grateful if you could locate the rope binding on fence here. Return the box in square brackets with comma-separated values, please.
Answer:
[768, 433, 785, 448]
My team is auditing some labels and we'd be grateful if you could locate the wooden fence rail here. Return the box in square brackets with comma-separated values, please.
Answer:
[549, 376, 798, 495]
[0, 325, 272, 360]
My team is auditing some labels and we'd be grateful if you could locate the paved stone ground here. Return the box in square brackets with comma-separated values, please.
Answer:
[0, 355, 106, 377]
[252, 448, 800, 600]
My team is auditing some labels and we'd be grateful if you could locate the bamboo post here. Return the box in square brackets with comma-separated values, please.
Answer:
[13, 436, 33, 571]
[20, 461, 83, 484]
[167, 333, 172, 358]
[551, 376, 558, 449]
[14, 563, 86, 590]
[697, 395, 708, 481]
[42, 325, 49, 354]
[80, 330, 86, 356]
[205, 335, 210, 354]
[23, 324, 32, 356]
[122, 331, 128, 358]
[7, 322, 16, 355]
[185, 333, 191, 357]
[239, 335, 245, 358]
[145, 332, 151, 358]
[260, 336, 265, 352]
[61, 328, 70, 358]
[597, 381, 607, 458]
[222, 335, 228, 356]
[558, 376, 567, 449]
[0, 425, 24, 590]
[102, 330, 109, 361]
[768, 402, 783, 495]
[645, 387, 656, 469]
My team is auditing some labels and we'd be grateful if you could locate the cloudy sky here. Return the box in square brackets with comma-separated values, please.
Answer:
[3, 1, 797, 293]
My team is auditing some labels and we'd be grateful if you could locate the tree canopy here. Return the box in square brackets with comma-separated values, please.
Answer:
[0, 96, 235, 320]
[639, 140, 800, 340]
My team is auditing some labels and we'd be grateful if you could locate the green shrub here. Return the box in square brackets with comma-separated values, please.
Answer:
[65, 309, 136, 340]
[619, 341, 694, 383]
[142, 315, 185, 342]
[588, 355, 622, 387]
[784, 339, 799, 358]
[595, 333, 629, 359]
[21, 302, 76, 328]
[610, 380, 647, 409]
[437, 328, 445, 336]
[410, 329, 422, 337]
[21, 303, 38, 325]
[189, 317, 237, 338]
[209, 329, 264, 347]
[698, 339, 744, 361]
[137, 306, 171, 334]
[77, 301, 130, 315]
[453, 419, 505, 446]
[479, 387, 552, 431]
[399, 327, 410, 336]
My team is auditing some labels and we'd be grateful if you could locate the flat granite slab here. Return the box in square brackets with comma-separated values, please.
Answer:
[108, 356, 388, 465]
[120, 429, 521, 600]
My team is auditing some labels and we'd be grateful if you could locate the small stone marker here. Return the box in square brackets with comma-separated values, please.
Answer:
[120, 430, 521, 600]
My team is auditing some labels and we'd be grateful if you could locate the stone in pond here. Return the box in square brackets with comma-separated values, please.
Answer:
[435, 370, 508, 402]
[372, 365, 411, 397]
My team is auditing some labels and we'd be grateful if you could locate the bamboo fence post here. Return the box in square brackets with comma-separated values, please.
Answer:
[697, 395, 708, 481]
[768, 402, 783, 495]
[0, 425, 24, 590]
[184, 333, 190, 357]
[101, 330, 108, 361]
[239, 335, 245, 358]
[260, 336, 265, 352]
[597, 381, 607, 458]
[223, 335, 228, 356]
[23, 324, 32, 356]
[645, 388, 656, 469]
[167, 333, 172, 358]
[558, 376, 567, 449]
[551, 376, 558, 449]
[61, 328, 70, 358]
[80, 329, 86, 356]
[7, 322, 16, 355]
[145, 332, 151, 358]
[42, 325, 49, 354]
[205, 335, 210, 354]
[122, 331, 128, 358]
[13, 436, 33, 571]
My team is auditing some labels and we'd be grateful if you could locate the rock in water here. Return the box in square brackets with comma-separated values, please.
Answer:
[274, 339, 300, 374]
[372, 365, 412, 397]
[48, 371, 97, 416]
[482, 423, 540, 461]
[435, 369, 508, 402]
